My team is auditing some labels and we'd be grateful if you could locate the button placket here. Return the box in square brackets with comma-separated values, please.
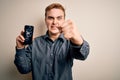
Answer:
[48, 43, 55, 80]
[48, 43, 55, 73]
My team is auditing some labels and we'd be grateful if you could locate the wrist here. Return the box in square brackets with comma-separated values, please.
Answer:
[16, 45, 25, 49]
[70, 34, 83, 46]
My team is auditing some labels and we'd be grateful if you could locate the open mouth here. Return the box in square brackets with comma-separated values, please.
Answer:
[51, 26, 58, 29]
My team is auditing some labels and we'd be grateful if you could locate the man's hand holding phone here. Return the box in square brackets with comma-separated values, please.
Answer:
[16, 25, 34, 49]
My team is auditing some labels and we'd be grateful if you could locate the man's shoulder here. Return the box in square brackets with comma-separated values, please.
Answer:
[34, 35, 46, 41]
[32, 35, 47, 46]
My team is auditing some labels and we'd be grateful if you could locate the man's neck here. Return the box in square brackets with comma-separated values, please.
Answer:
[49, 32, 60, 41]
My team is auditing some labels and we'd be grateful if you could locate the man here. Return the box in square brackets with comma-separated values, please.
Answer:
[14, 3, 90, 80]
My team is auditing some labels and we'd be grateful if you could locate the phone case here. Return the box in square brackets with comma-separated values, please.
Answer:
[24, 25, 34, 45]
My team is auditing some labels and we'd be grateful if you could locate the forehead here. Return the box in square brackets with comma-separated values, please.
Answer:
[46, 8, 64, 17]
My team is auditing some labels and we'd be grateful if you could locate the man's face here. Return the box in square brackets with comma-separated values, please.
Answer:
[45, 8, 65, 35]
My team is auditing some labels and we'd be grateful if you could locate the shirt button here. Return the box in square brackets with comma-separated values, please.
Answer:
[50, 53, 53, 56]
[50, 63, 52, 66]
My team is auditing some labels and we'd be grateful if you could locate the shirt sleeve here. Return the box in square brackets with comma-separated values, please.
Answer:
[70, 40, 90, 60]
[14, 45, 32, 74]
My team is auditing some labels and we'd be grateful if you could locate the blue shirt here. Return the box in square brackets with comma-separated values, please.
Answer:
[14, 32, 90, 80]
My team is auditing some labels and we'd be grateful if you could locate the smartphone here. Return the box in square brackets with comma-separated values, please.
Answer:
[24, 25, 34, 45]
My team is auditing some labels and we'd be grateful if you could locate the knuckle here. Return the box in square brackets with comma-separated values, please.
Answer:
[68, 19, 73, 24]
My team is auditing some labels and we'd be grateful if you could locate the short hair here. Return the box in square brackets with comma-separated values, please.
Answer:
[45, 3, 65, 17]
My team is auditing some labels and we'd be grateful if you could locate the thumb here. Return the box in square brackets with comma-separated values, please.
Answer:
[57, 26, 62, 33]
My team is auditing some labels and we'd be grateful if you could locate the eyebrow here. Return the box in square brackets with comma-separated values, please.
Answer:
[47, 16, 54, 18]
[47, 15, 63, 18]
[57, 16, 63, 18]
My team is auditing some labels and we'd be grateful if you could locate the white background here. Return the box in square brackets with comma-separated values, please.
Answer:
[0, 0, 120, 80]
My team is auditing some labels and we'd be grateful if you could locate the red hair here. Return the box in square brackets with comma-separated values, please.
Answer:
[45, 3, 65, 17]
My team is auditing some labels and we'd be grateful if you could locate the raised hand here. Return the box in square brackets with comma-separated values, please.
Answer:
[60, 20, 83, 45]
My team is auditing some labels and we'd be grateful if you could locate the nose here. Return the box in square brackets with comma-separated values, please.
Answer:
[53, 18, 57, 25]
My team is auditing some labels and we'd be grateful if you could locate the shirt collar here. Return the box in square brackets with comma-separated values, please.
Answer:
[44, 31, 66, 42]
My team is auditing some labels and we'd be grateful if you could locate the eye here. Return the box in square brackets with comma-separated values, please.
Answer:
[57, 16, 62, 20]
[47, 16, 54, 20]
